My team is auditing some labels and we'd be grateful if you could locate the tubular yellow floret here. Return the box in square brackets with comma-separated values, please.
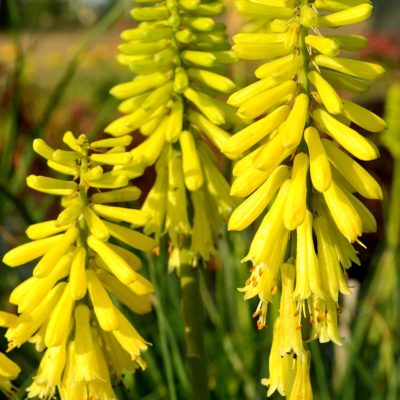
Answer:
[283, 153, 309, 231]
[304, 127, 332, 192]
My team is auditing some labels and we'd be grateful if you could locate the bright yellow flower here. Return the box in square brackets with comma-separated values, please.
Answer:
[229, 0, 384, 396]
[2, 132, 155, 399]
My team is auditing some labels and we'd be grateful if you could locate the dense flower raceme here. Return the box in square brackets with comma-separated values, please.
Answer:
[106, 0, 238, 265]
[1, 132, 157, 399]
[223, 0, 385, 397]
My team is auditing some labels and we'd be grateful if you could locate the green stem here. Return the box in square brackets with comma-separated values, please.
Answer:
[179, 261, 210, 400]
[386, 158, 400, 250]
[148, 253, 179, 400]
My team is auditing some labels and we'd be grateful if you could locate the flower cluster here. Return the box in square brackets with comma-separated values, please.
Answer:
[224, 0, 385, 397]
[106, 0, 237, 265]
[2, 132, 156, 399]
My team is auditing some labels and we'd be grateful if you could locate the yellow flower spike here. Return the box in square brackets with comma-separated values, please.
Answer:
[69, 247, 87, 300]
[322, 139, 382, 199]
[318, 4, 373, 27]
[294, 210, 325, 300]
[342, 99, 387, 132]
[315, 55, 385, 81]
[279, 263, 305, 357]
[305, 35, 340, 56]
[73, 305, 98, 382]
[281, 93, 309, 149]
[165, 99, 183, 142]
[283, 153, 309, 231]
[323, 180, 363, 243]
[33, 225, 79, 277]
[304, 127, 332, 192]
[308, 71, 342, 115]
[86, 269, 119, 332]
[180, 130, 204, 191]
[90, 186, 141, 204]
[26, 343, 66, 399]
[313, 108, 379, 161]
[103, 220, 157, 252]
[237, 80, 297, 120]
[87, 235, 139, 285]
[229, 165, 290, 231]
[98, 270, 152, 315]
[288, 351, 313, 400]
[222, 105, 290, 158]
[314, 215, 350, 301]
[44, 284, 74, 347]
[2, 234, 63, 267]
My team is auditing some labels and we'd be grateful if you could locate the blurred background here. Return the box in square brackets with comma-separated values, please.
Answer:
[0, 0, 399, 399]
